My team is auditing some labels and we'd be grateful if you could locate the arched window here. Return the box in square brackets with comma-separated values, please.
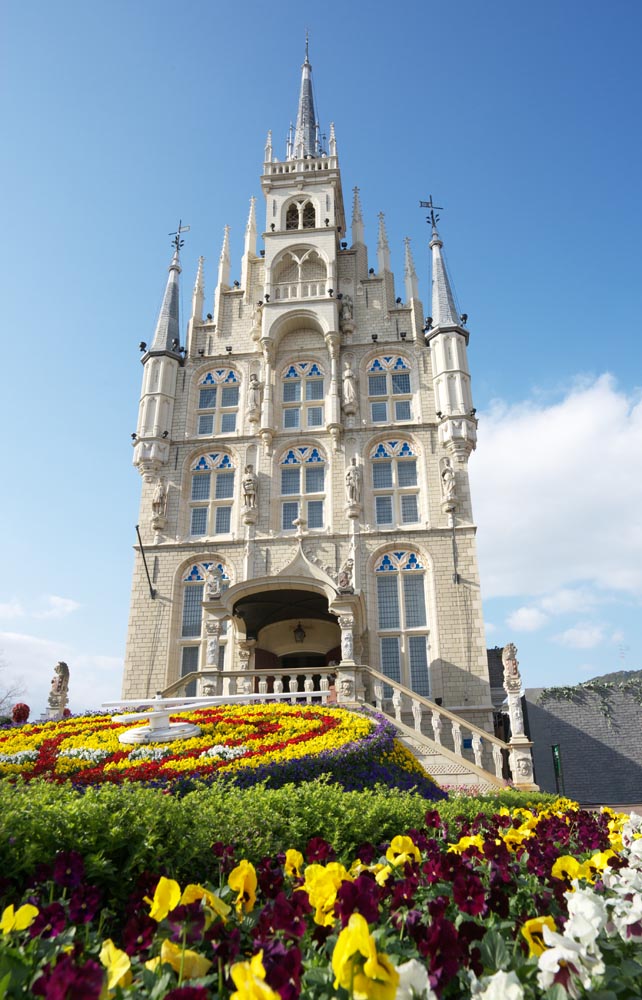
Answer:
[374, 551, 430, 697]
[370, 440, 420, 526]
[196, 369, 239, 436]
[272, 248, 327, 300]
[280, 445, 325, 531]
[284, 198, 316, 230]
[180, 561, 229, 695]
[302, 201, 316, 228]
[189, 453, 235, 537]
[367, 356, 412, 424]
[282, 362, 325, 429]
[286, 203, 299, 230]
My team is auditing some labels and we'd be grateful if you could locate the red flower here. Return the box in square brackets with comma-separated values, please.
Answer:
[52, 850, 85, 889]
[30, 902, 67, 939]
[68, 885, 102, 924]
[12, 703, 30, 723]
[452, 871, 487, 917]
[164, 989, 210, 1000]
[32, 953, 103, 999]
[121, 912, 157, 955]
[336, 873, 381, 926]
[261, 940, 303, 1000]
[306, 837, 335, 863]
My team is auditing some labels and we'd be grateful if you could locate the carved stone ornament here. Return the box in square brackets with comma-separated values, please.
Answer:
[339, 677, 354, 698]
[502, 642, 522, 693]
[241, 465, 258, 508]
[345, 458, 361, 504]
[337, 557, 354, 593]
[204, 567, 222, 601]
[47, 661, 70, 714]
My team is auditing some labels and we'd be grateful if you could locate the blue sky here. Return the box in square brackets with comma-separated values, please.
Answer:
[1, 0, 641, 717]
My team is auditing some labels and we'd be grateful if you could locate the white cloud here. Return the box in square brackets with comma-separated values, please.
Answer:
[538, 588, 599, 616]
[506, 606, 549, 631]
[0, 600, 24, 620]
[553, 623, 605, 649]
[470, 375, 642, 600]
[484, 621, 497, 634]
[33, 595, 81, 620]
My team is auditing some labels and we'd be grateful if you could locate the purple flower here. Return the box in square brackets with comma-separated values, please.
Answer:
[254, 891, 312, 941]
[261, 940, 303, 1000]
[336, 874, 381, 925]
[68, 885, 102, 924]
[452, 871, 487, 917]
[121, 912, 157, 955]
[167, 902, 206, 944]
[32, 954, 103, 999]
[257, 856, 285, 899]
[164, 989, 210, 1000]
[30, 902, 67, 939]
[306, 837, 335, 863]
[52, 850, 85, 889]
[206, 924, 241, 965]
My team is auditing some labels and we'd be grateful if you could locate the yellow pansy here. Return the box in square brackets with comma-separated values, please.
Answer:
[284, 849, 304, 878]
[228, 860, 258, 915]
[551, 856, 587, 882]
[502, 827, 534, 851]
[231, 951, 280, 1000]
[385, 835, 421, 867]
[157, 938, 212, 979]
[0, 903, 39, 935]
[301, 862, 353, 926]
[147, 876, 182, 921]
[583, 850, 616, 879]
[448, 834, 485, 854]
[180, 883, 231, 922]
[332, 913, 399, 1000]
[521, 915, 557, 957]
[99, 938, 132, 991]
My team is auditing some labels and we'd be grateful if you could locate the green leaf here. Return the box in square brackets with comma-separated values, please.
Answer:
[479, 928, 510, 971]
[543, 985, 568, 1000]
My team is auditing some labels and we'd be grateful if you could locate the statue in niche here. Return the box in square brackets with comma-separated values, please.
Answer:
[337, 557, 354, 592]
[48, 661, 69, 712]
[340, 295, 353, 323]
[204, 565, 222, 600]
[247, 373, 262, 413]
[242, 465, 258, 508]
[342, 361, 357, 408]
[345, 458, 361, 504]
[440, 458, 457, 502]
[151, 479, 167, 518]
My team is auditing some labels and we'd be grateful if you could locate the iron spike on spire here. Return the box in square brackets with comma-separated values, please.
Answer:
[169, 219, 190, 256]
[419, 197, 443, 233]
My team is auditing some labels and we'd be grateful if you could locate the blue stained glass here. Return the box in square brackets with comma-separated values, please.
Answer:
[388, 441, 398, 450]
[185, 565, 204, 581]
[376, 554, 395, 572]
[373, 444, 388, 459]
[224, 370, 239, 382]
[218, 455, 233, 469]
[393, 357, 409, 370]
[308, 363, 322, 376]
[282, 450, 299, 465]
[369, 359, 384, 372]
[202, 373, 216, 385]
[307, 449, 323, 463]
[405, 553, 422, 570]
[194, 456, 210, 470]
[382, 356, 393, 365]
[399, 442, 413, 456]
[284, 366, 299, 378]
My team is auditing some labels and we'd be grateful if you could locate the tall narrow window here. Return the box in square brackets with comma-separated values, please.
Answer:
[371, 440, 420, 526]
[367, 356, 412, 424]
[196, 369, 240, 436]
[189, 453, 235, 537]
[180, 562, 230, 696]
[282, 362, 325, 430]
[279, 446, 325, 531]
[374, 551, 430, 697]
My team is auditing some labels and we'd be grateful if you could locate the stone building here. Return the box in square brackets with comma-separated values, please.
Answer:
[122, 48, 495, 738]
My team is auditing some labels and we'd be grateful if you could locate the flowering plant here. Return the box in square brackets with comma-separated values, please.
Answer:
[1, 798, 641, 997]
[11, 703, 29, 724]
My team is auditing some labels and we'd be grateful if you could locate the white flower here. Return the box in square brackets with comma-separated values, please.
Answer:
[565, 887, 607, 947]
[537, 926, 604, 998]
[395, 959, 436, 1000]
[0, 749, 39, 764]
[470, 969, 524, 1000]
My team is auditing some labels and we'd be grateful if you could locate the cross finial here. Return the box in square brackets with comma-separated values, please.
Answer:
[169, 219, 190, 254]
[305, 29, 309, 63]
[419, 197, 443, 231]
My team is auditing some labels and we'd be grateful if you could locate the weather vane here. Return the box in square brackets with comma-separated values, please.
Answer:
[169, 219, 190, 253]
[419, 196, 443, 229]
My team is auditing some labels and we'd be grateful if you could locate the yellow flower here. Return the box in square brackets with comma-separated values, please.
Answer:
[502, 827, 534, 851]
[157, 938, 212, 979]
[521, 915, 557, 957]
[0, 903, 39, 935]
[99, 938, 132, 991]
[230, 950, 281, 1000]
[551, 855, 587, 882]
[301, 862, 353, 926]
[385, 835, 421, 867]
[147, 876, 181, 921]
[181, 883, 231, 923]
[332, 913, 399, 1000]
[583, 850, 616, 879]
[375, 866, 393, 887]
[284, 849, 304, 878]
[228, 860, 258, 915]
[448, 834, 485, 854]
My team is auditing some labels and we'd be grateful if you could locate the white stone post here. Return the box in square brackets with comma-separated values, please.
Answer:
[503, 643, 538, 790]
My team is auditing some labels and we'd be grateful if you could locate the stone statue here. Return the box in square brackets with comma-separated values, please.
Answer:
[502, 643, 521, 692]
[337, 557, 354, 592]
[242, 465, 258, 508]
[342, 362, 357, 408]
[48, 661, 69, 713]
[339, 677, 354, 698]
[151, 479, 167, 517]
[340, 295, 353, 323]
[247, 373, 262, 412]
[204, 565, 222, 600]
[440, 459, 457, 502]
[341, 630, 354, 661]
[345, 458, 361, 504]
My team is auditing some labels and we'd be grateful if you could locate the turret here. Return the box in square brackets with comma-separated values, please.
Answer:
[134, 244, 183, 479]
[240, 198, 257, 295]
[425, 217, 477, 460]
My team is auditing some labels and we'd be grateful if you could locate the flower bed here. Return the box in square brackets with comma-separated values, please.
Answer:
[0, 705, 444, 799]
[1, 799, 641, 998]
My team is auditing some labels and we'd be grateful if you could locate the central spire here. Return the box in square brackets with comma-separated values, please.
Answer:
[291, 34, 319, 159]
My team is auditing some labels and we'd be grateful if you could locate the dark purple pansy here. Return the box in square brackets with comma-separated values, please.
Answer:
[52, 850, 85, 889]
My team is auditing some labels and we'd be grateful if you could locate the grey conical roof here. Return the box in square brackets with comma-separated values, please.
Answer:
[292, 44, 318, 159]
[430, 227, 459, 328]
[150, 249, 181, 353]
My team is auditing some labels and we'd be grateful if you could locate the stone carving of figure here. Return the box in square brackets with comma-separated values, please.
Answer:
[342, 362, 357, 408]
[204, 565, 222, 600]
[345, 458, 361, 504]
[502, 642, 521, 691]
[247, 373, 262, 412]
[337, 557, 354, 592]
[339, 677, 353, 698]
[242, 465, 258, 508]
[48, 661, 70, 711]
[151, 479, 167, 518]
[440, 459, 457, 502]
[341, 630, 354, 661]
[516, 756, 532, 778]
[340, 295, 353, 323]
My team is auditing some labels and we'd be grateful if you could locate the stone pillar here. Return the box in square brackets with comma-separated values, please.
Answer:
[237, 639, 256, 696]
[502, 643, 538, 790]
[259, 341, 274, 454]
[203, 618, 223, 696]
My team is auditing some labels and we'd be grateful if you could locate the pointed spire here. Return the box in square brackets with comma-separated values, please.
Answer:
[291, 35, 318, 159]
[404, 237, 419, 301]
[217, 225, 231, 289]
[150, 248, 181, 353]
[430, 222, 459, 328]
[329, 121, 337, 156]
[191, 255, 204, 322]
[377, 212, 391, 272]
[241, 198, 257, 292]
[264, 129, 273, 163]
[350, 187, 364, 246]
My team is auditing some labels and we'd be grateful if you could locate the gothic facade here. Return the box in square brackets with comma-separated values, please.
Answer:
[122, 50, 493, 732]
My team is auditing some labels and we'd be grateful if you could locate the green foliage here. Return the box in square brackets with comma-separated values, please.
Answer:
[0, 777, 553, 910]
